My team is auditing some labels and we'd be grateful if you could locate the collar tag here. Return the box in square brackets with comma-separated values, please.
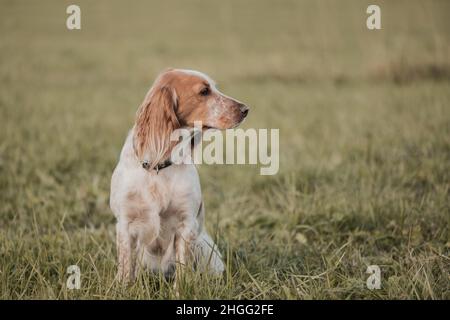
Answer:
[142, 160, 150, 170]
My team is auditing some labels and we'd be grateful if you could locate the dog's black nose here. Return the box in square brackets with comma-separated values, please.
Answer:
[240, 104, 249, 118]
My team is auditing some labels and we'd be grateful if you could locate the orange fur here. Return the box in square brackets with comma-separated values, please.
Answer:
[133, 80, 180, 170]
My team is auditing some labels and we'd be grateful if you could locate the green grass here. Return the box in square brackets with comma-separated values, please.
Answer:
[0, 0, 449, 299]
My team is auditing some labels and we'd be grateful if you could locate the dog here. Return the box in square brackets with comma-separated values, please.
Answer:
[109, 69, 249, 283]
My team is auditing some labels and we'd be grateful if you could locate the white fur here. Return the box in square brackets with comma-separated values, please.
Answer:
[110, 130, 225, 280]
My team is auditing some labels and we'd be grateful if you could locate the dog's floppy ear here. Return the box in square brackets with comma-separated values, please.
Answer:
[133, 82, 179, 169]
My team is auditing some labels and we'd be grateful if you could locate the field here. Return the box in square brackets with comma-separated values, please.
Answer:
[0, 0, 449, 299]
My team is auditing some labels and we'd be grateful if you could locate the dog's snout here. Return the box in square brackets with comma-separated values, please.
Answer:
[239, 104, 249, 118]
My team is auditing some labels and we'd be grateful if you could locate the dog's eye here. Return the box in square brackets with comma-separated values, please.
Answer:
[199, 87, 210, 96]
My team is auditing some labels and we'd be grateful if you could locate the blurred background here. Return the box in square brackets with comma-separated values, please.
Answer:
[0, 0, 449, 299]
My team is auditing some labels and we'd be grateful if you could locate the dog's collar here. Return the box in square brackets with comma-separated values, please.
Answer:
[138, 127, 201, 174]
[142, 159, 173, 173]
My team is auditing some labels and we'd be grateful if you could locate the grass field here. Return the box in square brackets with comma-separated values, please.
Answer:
[0, 0, 449, 299]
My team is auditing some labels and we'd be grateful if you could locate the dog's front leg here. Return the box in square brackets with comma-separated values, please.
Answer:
[175, 219, 198, 268]
[173, 217, 198, 296]
[116, 221, 135, 283]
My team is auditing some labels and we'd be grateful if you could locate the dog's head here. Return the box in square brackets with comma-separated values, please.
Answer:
[133, 69, 249, 168]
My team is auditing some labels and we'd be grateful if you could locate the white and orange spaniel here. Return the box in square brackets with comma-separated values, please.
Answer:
[110, 69, 249, 282]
